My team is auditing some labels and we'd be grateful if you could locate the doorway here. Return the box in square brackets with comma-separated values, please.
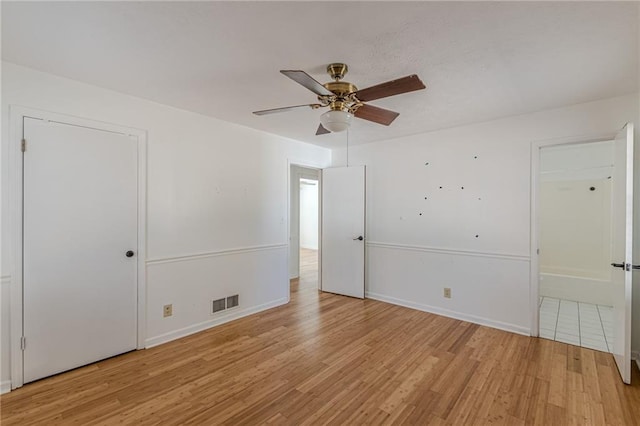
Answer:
[535, 140, 615, 353]
[289, 165, 321, 294]
[299, 178, 319, 288]
[288, 163, 366, 300]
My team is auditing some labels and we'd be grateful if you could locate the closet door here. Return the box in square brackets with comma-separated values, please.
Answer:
[23, 117, 138, 383]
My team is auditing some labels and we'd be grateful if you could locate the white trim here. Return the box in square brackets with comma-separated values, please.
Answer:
[318, 169, 323, 291]
[145, 297, 288, 348]
[1, 277, 9, 393]
[146, 243, 288, 265]
[9, 105, 22, 389]
[135, 122, 148, 352]
[8, 106, 148, 389]
[366, 291, 530, 337]
[289, 166, 299, 281]
[367, 241, 530, 262]
[621, 123, 634, 384]
[529, 132, 617, 340]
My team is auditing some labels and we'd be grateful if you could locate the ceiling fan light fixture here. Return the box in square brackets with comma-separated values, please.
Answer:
[320, 110, 353, 133]
[253, 64, 426, 135]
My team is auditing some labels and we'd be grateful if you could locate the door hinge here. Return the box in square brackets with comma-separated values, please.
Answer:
[20, 336, 26, 351]
[537, 248, 539, 255]
[21, 139, 26, 152]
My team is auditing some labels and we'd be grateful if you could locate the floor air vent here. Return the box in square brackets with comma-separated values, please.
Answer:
[211, 298, 226, 314]
[227, 295, 239, 308]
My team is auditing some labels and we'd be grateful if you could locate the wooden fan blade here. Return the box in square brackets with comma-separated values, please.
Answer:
[355, 75, 426, 102]
[316, 124, 331, 135]
[281, 70, 334, 96]
[253, 104, 322, 115]
[354, 104, 399, 126]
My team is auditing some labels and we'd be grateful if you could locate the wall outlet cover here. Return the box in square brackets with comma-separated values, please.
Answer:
[163, 304, 173, 317]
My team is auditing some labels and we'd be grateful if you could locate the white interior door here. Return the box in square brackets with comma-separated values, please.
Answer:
[23, 117, 138, 383]
[610, 123, 634, 384]
[321, 166, 365, 298]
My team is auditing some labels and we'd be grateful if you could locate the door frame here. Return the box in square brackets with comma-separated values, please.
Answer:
[287, 160, 323, 295]
[529, 131, 617, 338]
[8, 106, 147, 389]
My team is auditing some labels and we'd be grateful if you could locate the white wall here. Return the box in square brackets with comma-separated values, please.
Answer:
[332, 94, 640, 348]
[299, 179, 319, 250]
[0, 62, 331, 388]
[540, 178, 612, 281]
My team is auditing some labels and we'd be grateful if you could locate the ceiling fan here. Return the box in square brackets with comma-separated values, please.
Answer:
[253, 63, 426, 135]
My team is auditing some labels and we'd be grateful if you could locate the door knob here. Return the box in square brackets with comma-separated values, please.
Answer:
[611, 262, 639, 271]
[126, 250, 135, 258]
[353, 236, 364, 241]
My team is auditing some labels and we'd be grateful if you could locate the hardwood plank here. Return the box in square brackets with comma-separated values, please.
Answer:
[2, 257, 640, 424]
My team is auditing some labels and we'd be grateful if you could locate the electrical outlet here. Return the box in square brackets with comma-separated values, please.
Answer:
[444, 288, 452, 299]
[163, 304, 173, 317]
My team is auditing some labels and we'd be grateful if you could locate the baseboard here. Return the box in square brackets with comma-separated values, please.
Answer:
[366, 291, 530, 337]
[1, 380, 11, 394]
[145, 297, 289, 348]
[632, 351, 640, 372]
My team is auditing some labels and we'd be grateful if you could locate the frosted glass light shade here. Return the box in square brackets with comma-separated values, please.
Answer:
[320, 110, 353, 133]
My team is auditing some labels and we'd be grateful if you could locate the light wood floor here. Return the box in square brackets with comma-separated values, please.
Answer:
[298, 247, 318, 289]
[2, 253, 639, 425]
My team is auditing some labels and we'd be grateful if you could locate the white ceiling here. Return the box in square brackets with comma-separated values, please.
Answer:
[2, 1, 638, 148]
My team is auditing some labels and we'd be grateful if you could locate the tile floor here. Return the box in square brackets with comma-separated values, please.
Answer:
[539, 297, 613, 353]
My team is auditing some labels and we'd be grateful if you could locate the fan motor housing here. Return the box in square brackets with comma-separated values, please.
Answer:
[323, 81, 357, 97]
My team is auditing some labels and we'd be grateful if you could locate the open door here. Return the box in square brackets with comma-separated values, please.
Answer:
[610, 123, 634, 384]
[321, 166, 365, 298]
